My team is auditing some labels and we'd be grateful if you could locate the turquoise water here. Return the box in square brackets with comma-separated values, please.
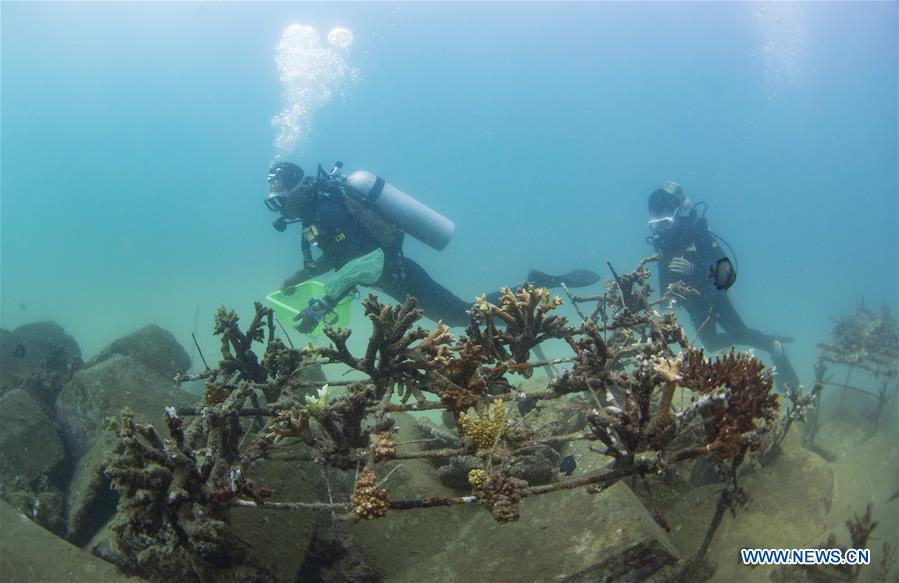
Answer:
[2, 1, 895, 395]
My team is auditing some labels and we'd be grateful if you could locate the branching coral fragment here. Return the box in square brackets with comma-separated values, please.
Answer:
[351, 466, 390, 520]
[265, 407, 311, 444]
[470, 284, 569, 367]
[370, 431, 397, 461]
[458, 399, 508, 451]
[474, 474, 528, 523]
[679, 348, 779, 459]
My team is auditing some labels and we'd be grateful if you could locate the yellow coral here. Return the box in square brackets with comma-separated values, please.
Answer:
[459, 399, 507, 450]
[468, 468, 489, 490]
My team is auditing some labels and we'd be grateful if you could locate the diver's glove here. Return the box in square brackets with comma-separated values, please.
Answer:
[281, 271, 305, 296]
[294, 297, 334, 333]
[668, 256, 694, 275]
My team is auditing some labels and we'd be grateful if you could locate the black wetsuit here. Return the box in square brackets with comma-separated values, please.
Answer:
[649, 211, 799, 386]
[300, 197, 473, 326]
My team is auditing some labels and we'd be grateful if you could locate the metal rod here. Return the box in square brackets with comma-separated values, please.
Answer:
[192, 333, 210, 371]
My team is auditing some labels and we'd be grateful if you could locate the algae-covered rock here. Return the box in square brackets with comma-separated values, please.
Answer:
[353, 481, 679, 582]
[87, 437, 325, 583]
[0, 321, 82, 396]
[664, 427, 836, 582]
[55, 354, 197, 459]
[350, 415, 680, 583]
[65, 431, 121, 545]
[1, 477, 66, 536]
[0, 389, 66, 484]
[507, 443, 561, 485]
[228, 440, 327, 582]
[0, 501, 135, 582]
[86, 324, 191, 380]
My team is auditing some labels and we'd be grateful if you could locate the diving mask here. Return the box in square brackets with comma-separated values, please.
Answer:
[648, 208, 679, 230]
[264, 180, 311, 213]
[265, 192, 286, 212]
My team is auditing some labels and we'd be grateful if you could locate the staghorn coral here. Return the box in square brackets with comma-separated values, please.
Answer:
[437, 340, 490, 414]
[104, 394, 272, 581]
[203, 382, 230, 407]
[458, 399, 508, 451]
[265, 407, 312, 445]
[351, 466, 389, 520]
[551, 320, 610, 395]
[678, 348, 779, 460]
[259, 337, 324, 401]
[469, 284, 569, 368]
[319, 295, 455, 400]
[213, 303, 274, 383]
[818, 303, 898, 378]
[145, 254, 794, 583]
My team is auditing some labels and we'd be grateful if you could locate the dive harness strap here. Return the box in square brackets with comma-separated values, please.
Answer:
[364, 176, 387, 205]
[301, 236, 315, 267]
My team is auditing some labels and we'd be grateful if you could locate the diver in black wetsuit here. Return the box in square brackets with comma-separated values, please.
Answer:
[265, 161, 599, 332]
[646, 181, 800, 388]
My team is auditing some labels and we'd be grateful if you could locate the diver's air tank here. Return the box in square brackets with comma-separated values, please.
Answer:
[344, 170, 455, 251]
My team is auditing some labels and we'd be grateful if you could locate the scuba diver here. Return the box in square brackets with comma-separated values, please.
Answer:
[265, 160, 600, 333]
[646, 181, 800, 388]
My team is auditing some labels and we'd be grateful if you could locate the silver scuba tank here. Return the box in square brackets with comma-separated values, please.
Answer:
[344, 170, 455, 251]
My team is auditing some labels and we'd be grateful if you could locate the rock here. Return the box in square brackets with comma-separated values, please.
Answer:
[86, 324, 191, 381]
[65, 431, 122, 545]
[507, 444, 560, 485]
[87, 437, 325, 583]
[560, 437, 615, 479]
[811, 389, 893, 460]
[526, 393, 589, 440]
[436, 456, 480, 490]
[354, 482, 680, 582]
[55, 354, 197, 459]
[1, 478, 66, 536]
[814, 417, 874, 461]
[415, 416, 462, 449]
[350, 420, 680, 583]
[417, 415, 559, 490]
[0, 321, 81, 396]
[296, 524, 381, 583]
[0, 501, 136, 582]
[827, 432, 899, 553]
[228, 440, 326, 582]
[663, 427, 835, 582]
[0, 389, 67, 484]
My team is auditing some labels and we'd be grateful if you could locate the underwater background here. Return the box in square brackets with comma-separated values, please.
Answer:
[2, 2, 898, 582]
[2, 1, 895, 394]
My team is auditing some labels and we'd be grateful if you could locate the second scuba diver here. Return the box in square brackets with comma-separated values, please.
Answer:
[265, 160, 600, 333]
[646, 181, 800, 389]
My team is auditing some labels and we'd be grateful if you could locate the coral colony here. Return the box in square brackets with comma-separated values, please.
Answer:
[103, 257, 844, 580]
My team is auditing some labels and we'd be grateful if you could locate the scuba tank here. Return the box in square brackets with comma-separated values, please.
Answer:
[342, 169, 455, 251]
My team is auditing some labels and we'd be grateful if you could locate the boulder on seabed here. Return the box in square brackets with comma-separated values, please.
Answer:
[86, 324, 191, 381]
[0, 389, 67, 485]
[55, 354, 196, 460]
[0, 321, 82, 399]
[350, 414, 680, 582]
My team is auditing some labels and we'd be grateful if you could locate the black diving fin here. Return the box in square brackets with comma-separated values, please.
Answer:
[527, 269, 600, 289]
